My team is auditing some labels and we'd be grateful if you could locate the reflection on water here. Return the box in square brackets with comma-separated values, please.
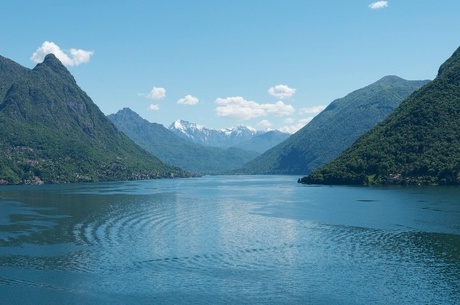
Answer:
[0, 176, 459, 304]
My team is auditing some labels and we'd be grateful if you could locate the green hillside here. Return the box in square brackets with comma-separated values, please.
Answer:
[238, 76, 428, 175]
[300, 46, 460, 185]
[109, 108, 259, 174]
[0, 55, 29, 101]
[0, 54, 189, 184]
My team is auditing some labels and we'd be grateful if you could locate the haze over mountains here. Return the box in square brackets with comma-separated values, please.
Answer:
[108, 108, 260, 174]
[237, 76, 429, 175]
[0, 54, 189, 184]
[301, 46, 460, 185]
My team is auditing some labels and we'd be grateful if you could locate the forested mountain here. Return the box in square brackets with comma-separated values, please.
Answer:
[237, 76, 429, 175]
[109, 108, 259, 174]
[301, 46, 460, 185]
[0, 54, 189, 184]
[0, 55, 29, 101]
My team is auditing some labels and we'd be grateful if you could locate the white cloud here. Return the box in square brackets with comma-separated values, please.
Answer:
[148, 104, 160, 111]
[177, 95, 199, 105]
[215, 97, 265, 120]
[215, 96, 295, 120]
[258, 120, 273, 129]
[284, 118, 294, 124]
[278, 117, 313, 134]
[299, 105, 327, 115]
[268, 84, 296, 99]
[369, 1, 388, 9]
[31, 41, 93, 66]
[147, 87, 166, 100]
[265, 101, 295, 116]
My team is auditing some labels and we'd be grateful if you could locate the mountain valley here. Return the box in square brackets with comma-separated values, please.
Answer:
[109, 108, 261, 174]
[237, 75, 429, 175]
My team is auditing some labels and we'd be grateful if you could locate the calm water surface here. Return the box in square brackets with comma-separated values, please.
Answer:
[0, 175, 459, 304]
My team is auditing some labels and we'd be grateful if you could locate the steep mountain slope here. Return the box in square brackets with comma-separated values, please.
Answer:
[238, 76, 429, 175]
[301, 46, 460, 185]
[0, 54, 188, 184]
[109, 108, 259, 174]
[0, 55, 29, 102]
[169, 120, 264, 148]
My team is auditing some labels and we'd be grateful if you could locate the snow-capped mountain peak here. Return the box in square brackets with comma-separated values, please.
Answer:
[168, 121, 261, 147]
[220, 125, 259, 136]
[172, 120, 205, 133]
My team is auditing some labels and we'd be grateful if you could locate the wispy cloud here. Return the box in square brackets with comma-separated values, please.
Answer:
[299, 105, 327, 115]
[148, 104, 160, 111]
[215, 97, 295, 120]
[278, 117, 313, 134]
[258, 120, 273, 129]
[268, 84, 296, 99]
[177, 95, 199, 105]
[368, 1, 388, 10]
[266, 101, 296, 115]
[215, 97, 266, 120]
[31, 41, 93, 66]
[278, 104, 326, 133]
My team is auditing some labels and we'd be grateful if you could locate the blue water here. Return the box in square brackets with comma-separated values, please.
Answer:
[0, 175, 459, 304]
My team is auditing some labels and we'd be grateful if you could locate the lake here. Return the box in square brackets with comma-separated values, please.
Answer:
[0, 175, 459, 304]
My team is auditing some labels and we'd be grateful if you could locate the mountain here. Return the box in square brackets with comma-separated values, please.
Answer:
[0, 55, 29, 102]
[169, 119, 264, 148]
[108, 108, 259, 174]
[237, 76, 429, 175]
[0, 54, 189, 185]
[301, 46, 460, 185]
[234, 130, 290, 153]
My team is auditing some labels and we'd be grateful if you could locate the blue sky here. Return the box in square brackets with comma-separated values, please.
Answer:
[1, 1, 459, 132]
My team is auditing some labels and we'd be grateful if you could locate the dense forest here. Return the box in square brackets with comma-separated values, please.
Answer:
[300, 46, 460, 185]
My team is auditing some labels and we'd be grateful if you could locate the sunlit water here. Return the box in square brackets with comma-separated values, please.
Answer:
[0, 175, 459, 304]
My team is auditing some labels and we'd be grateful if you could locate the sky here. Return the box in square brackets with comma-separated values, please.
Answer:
[1, 1, 459, 133]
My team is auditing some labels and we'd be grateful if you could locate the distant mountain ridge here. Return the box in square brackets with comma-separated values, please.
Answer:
[234, 130, 290, 154]
[169, 120, 260, 148]
[237, 75, 429, 175]
[0, 54, 188, 184]
[109, 108, 260, 174]
[301, 46, 460, 185]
